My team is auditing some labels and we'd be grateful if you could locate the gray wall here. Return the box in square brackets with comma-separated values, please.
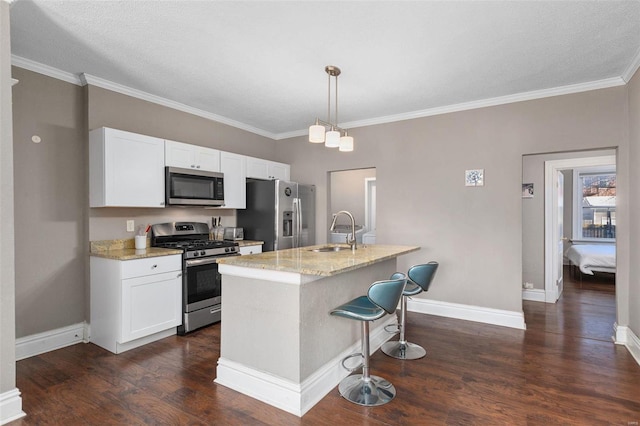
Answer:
[279, 87, 629, 315]
[521, 150, 615, 291]
[12, 67, 87, 337]
[329, 167, 376, 229]
[628, 68, 640, 335]
[1, 0, 16, 395]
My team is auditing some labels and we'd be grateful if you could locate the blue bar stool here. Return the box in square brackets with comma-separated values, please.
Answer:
[330, 274, 407, 406]
[382, 262, 439, 360]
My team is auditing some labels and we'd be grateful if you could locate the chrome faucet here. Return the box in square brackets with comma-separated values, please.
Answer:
[330, 210, 357, 252]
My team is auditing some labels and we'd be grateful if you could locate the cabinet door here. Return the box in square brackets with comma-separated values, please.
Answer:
[195, 147, 221, 172]
[220, 151, 246, 209]
[121, 270, 182, 343]
[99, 128, 165, 207]
[165, 140, 195, 169]
[269, 162, 290, 181]
[246, 156, 270, 179]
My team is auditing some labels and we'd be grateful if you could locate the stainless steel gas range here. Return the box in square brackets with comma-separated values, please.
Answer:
[151, 222, 239, 334]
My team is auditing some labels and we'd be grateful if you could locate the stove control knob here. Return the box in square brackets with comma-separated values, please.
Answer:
[225, 247, 230, 252]
[201, 251, 206, 256]
[193, 252, 199, 257]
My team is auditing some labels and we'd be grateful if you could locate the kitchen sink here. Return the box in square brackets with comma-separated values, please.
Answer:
[308, 245, 351, 253]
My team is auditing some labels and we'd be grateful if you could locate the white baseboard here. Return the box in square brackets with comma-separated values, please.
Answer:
[613, 323, 640, 367]
[215, 315, 397, 417]
[16, 322, 88, 361]
[522, 288, 546, 302]
[407, 298, 526, 330]
[0, 388, 26, 425]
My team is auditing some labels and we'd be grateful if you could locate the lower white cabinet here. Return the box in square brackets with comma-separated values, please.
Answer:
[90, 254, 182, 354]
[239, 244, 263, 255]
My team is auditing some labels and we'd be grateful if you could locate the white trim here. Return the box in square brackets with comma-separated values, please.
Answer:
[364, 177, 376, 232]
[215, 315, 396, 417]
[407, 298, 526, 330]
[0, 388, 26, 425]
[622, 46, 640, 83]
[613, 323, 640, 367]
[11, 56, 629, 142]
[80, 73, 278, 140]
[11, 55, 82, 85]
[278, 77, 626, 140]
[522, 288, 546, 302]
[544, 156, 616, 304]
[15, 322, 87, 361]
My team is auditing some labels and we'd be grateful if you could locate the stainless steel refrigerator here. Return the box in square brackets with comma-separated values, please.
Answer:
[237, 180, 315, 252]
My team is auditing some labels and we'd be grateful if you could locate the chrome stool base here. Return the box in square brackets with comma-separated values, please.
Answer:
[381, 340, 426, 360]
[338, 374, 397, 406]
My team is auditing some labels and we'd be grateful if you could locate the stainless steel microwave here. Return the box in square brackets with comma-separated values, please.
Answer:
[165, 167, 225, 207]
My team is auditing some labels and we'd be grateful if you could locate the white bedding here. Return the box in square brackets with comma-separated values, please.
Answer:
[566, 244, 616, 275]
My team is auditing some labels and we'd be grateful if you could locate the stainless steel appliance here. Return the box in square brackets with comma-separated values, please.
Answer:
[151, 222, 239, 334]
[237, 180, 315, 251]
[223, 227, 244, 241]
[165, 167, 224, 206]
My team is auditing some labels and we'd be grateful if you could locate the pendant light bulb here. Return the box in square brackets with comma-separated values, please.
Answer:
[325, 128, 340, 148]
[309, 121, 325, 143]
[339, 133, 354, 152]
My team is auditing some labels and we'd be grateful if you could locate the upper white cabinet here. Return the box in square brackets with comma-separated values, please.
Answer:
[89, 128, 165, 208]
[220, 151, 246, 209]
[165, 140, 221, 172]
[246, 157, 290, 181]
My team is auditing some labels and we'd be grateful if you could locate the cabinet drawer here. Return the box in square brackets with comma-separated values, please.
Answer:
[239, 245, 263, 255]
[121, 255, 182, 279]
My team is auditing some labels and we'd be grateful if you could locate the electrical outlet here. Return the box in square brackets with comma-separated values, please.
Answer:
[126, 220, 135, 232]
[523, 282, 534, 289]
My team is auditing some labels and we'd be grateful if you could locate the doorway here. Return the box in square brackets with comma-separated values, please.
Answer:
[328, 168, 376, 242]
[522, 149, 617, 341]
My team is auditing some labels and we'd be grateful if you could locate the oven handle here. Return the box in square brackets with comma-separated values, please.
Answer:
[184, 256, 237, 267]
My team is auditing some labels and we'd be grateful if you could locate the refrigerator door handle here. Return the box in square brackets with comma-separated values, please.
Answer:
[296, 197, 303, 248]
[293, 198, 301, 248]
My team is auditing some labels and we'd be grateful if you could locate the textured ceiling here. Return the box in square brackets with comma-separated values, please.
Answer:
[9, 1, 640, 139]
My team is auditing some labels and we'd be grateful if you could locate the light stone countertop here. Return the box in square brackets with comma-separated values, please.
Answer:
[89, 238, 182, 260]
[236, 240, 264, 247]
[216, 244, 420, 277]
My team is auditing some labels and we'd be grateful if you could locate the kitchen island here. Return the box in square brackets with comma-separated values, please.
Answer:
[215, 243, 419, 416]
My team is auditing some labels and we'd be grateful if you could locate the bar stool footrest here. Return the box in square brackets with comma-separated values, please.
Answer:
[381, 340, 426, 360]
[384, 323, 400, 334]
[341, 352, 364, 372]
[338, 374, 397, 406]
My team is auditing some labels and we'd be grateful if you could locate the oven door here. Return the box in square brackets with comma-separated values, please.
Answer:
[184, 256, 225, 313]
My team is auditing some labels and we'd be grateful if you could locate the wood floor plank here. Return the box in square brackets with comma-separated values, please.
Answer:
[11, 267, 640, 425]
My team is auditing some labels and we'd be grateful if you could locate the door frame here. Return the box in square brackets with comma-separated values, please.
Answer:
[544, 155, 616, 303]
[364, 177, 376, 232]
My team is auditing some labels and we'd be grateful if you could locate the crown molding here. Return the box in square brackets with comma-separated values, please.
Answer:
[80, 73, 278, 140]
[10, 55, 629, 141]
[11, 55, 82, 85]
[622, 46, 640, 83]
[276, 77, 626, 140]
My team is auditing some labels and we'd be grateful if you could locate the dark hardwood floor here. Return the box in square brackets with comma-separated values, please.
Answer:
[13, 268, 640, 425]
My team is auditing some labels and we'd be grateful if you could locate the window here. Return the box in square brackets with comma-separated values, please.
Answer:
[573, 167, 616, 241]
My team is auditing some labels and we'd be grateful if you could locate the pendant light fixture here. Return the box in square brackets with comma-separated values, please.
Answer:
[308, 65, 354, 152]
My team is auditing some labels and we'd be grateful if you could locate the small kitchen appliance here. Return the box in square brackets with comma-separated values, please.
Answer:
[151, 222, 239, 334]
[223, 227, 244, 241]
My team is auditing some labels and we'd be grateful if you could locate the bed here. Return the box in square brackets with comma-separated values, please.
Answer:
[566, 244, 616, 275]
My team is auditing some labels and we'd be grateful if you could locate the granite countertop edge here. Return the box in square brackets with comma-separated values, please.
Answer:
[217, 244, 420, 277]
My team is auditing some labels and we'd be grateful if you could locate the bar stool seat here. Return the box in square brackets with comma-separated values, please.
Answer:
[382, 262, 439, 360]
[330, 275, 407, 406]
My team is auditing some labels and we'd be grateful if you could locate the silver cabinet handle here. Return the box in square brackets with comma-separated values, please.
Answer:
[151, 264, 158, 269]
[177, 273, 182, 278]
[191, 164, 196, 168]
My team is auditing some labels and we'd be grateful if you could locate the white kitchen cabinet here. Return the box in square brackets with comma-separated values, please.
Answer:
[89, 127, 165, 208]
[219, 151, 246, 209]
[239, 244, 263, 255]
[165, 139, 221, 172]
[246, 156, 290, 181]
[90, 254, 182, 354]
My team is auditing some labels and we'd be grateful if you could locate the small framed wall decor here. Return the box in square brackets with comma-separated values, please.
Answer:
[465, 169, 484, 186]
[522, 183, 534, 198]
